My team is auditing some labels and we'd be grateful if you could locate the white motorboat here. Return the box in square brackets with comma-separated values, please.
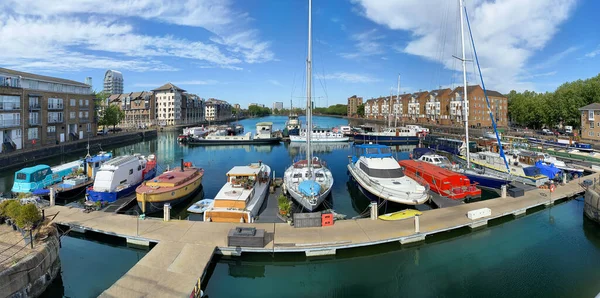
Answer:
[187, 199, 214, 214]
[461, 151, 549, 187]
[204, 162, 271, 223]
[283, 0, 335, 212]
[289, 127, 349, 142]
[541, 153, 584, 177]
[348, 144, 429, 205]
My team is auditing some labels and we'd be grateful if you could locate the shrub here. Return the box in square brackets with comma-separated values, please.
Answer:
[5, 200, 21, 220]
[277, 194, 287, 205]
[15, 204, 41, 229]
[0, 200, 12, 218]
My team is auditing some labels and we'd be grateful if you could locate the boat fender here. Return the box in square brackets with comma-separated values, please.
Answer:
[302, 132, 306, 137]
[326, 133, 330, 136]
[409, 153, 413, 159]
[550, 184, 556, 192]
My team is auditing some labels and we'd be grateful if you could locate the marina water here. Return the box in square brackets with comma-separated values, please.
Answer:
[0, 115, 599, 296]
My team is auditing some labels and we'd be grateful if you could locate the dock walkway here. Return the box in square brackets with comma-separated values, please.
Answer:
[44, 172, 596, 297]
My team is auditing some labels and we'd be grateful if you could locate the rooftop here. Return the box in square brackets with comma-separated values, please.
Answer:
[579, 103, 600, 111]
[152, 82, 186, 92]
[227, 164, 263, 176]
[0, 67, 90, 87]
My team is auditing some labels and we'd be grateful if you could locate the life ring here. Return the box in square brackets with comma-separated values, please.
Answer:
[550, 184, 556, 193]
[301, 132, 306, 136]
[354, 132, 358, 135]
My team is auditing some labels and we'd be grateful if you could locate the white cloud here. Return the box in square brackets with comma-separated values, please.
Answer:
[268, 80, 284, 86]
[0, 0, 274, 72]
[352, 0, 577, 92]
[133, 80, 219, 88]
[533, 46, 579, 69]
[316, 72, 380, 83]
[340, 29, 385, 59]
[585, 46, 600, 58]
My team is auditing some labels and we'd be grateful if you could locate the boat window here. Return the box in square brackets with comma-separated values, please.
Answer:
[315, 172, 325, 178]
[293, 173, 302, 178]
[138, 165, 142, 171]
[16, 173, 27, 180]
[360, 163, 404, 178]
[366, 148, 379, 155]
[380, 147, 391, 154]
[129, 169, 133, 175]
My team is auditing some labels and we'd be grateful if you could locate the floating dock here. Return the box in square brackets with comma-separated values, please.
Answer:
[44, 170, 597, 298]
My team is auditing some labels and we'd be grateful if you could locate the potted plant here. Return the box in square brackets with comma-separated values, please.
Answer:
[16, 204, 41, 231]
[0, 200, 11, 224]
[5, 200, 21, 231]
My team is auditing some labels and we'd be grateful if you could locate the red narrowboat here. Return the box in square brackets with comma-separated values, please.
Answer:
[398, 160, 481, 200]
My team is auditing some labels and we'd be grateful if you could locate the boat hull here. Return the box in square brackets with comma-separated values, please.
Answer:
[87, 168, 157, 203]
[289, 136, 349, 142]
[137, 173, 203, 214]
[353, 134, 419, 144]
[286, 183, 331, 211]
[187, 138, 281, 145]
[35, 181, 92, 202]
[461, 171, 509, 190]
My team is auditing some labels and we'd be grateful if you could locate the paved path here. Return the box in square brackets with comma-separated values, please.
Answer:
[44, 171, 596, 297]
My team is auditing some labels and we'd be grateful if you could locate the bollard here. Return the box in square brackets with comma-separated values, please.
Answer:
[163, 203, 171, 221]
[501, 185, 507, 198]
[370, 202, 378, 220]
[414, 214, 420, 233]
[49, 188, 55, 206]
[562, 172, 567, 185]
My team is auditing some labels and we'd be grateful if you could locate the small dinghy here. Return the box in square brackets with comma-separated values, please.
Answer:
[378, 209, 422, 221]
[187, 199, 214, 214]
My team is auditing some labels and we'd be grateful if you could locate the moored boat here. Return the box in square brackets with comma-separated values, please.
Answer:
[204, 162, 271, 223]
[461, 151, 549, 187]
[187, 199, 214, 214]
[187, 123, 281, 145]
[284, 157, 334, 211]
[32, 152, 113, 201]
[86, 154, 157, 204]
[353, 127, 419, 144]
[347, 144, 429, 205]
[136, 159, 204, 214]
[12, 160, 82, 194]
[398, 159, 481, 200]
[283, 113, 302, 137]
[289, 127, 348, 142]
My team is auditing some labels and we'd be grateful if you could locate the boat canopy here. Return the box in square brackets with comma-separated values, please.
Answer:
[353, 144, 393, 160]
[299, 180, 321, 196]
[14, 165, 51, 182]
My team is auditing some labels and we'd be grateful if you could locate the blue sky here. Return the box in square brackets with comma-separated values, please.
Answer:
[1, 0, 599, 108]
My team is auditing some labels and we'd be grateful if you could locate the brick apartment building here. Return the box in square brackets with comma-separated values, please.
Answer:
[205, 98, 232, 122]
[362, 85, 508, 127]
[109, 91, 155, 128]
[347, 95, 363, 117]
[579, 103, 600, 141]
[0, 68, 95, 153]
[182, 93, 204, 124]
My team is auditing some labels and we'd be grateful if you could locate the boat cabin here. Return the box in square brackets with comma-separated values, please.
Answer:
[256, 122, 274, 138]
[210, 164, 267, 222]
[399, 160, 481, 200]
[12, 160, 81, 193]
[352, 143, 393, 163]
[92, 155, 147, 192]
[424, 135, 477, 155]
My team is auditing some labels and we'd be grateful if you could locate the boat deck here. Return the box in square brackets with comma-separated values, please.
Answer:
[140, 168, 199, 189]
[44, 170, 596, 297]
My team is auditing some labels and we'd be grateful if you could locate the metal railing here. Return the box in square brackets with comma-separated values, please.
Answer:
[0, 119, 21, 128]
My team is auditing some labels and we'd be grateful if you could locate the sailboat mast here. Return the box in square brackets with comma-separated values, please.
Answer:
[459, 0, 470, 168]
[395, 74, 400, 128]
[388, 89, 392, 127]
[306, 0, 313, 177]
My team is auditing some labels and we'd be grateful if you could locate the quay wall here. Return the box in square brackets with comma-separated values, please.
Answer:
[0, 130, 157, 171]
[0, 231, 61, 298]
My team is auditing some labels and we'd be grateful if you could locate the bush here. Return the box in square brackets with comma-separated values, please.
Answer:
[5, 200, 21, 220]
[0, 200, 12, 218]
[277, 194, 287, 205]
[16, 204, 41, 229]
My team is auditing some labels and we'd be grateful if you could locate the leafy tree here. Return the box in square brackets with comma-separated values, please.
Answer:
[102, 104, 125, 132]
[357, 104, 365, 117]
[313, 104, 348, 116]
[248, 105, 271, 117]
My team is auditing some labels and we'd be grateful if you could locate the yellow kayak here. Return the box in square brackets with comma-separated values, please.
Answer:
[378, 209, 422, 221]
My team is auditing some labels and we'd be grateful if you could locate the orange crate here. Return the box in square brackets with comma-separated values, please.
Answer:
[322, 213, 333, 227]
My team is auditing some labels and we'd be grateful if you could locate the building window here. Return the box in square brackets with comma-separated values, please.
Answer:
[87, 123, 91, 132]
[79, 111, 83, 118]
[70, 99, 76, 106]
[47, 126, 56, 133]
[29, 97, 40, 109]
[79, 99, 83, 106]
[590, 131, 594, 137]
[48, 98, 63, 109]
[27, 127, 39, 140]
[590, 122, 594, 129]
[0, 95, 21, 110]
[29, 112, 40, 125]
[48, 112, 63, 123]
[70, 112, 76, 119]
[589, 110, 595, 121]
[85, 111, 89, 118]
[85, 99, 89, 106]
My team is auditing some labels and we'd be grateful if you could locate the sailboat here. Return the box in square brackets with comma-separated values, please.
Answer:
[283, 0, 334, 211]
[284, 99, 302, 137]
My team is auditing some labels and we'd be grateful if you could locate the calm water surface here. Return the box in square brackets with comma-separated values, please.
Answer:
[204, 199, 600, 298]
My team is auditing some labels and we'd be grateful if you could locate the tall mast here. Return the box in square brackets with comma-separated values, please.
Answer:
[306, 0, 313, 178]
[395, 74, 400, 127]
[460, 0, 470, 168]
[388, 88, 392, 127]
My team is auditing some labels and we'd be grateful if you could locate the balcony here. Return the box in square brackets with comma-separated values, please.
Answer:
[0, 103, 20, 111]
[48, 104, 64, 110]
[29, 104, 41, 111]
[47, 118, 63, 124]
[79, 117, 89, 123]
[0, 119, 21, 128]
[29, 120, 40, 126]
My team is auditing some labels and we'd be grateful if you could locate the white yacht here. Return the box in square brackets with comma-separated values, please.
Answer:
[187, 123, 280, 145]
[284, 157, 334, 211]
[290, 127, 349, 142]
[461, 151, 549, 187]
[204, 162, 271, 223]
[283, 0, 335, 211]
[348, 144, 429, 205]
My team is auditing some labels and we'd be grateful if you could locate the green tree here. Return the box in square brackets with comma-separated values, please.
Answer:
[102, 104, 125, 132]
[248, 105, 271, 117]
[357, 104, 365, 117]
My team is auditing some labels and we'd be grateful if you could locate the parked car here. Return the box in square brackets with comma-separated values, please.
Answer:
[542, 128, 554, 135]
[108, 127, 123, 133]
[97, 127, 108, 135]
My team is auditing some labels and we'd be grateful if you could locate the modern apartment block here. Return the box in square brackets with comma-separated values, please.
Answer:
[103, 70, 124, 95]
[182, 93, 204, 124]
[153, 83, 186, 126]
[347, 95, 363, 117]
[362, 85, 508, 127]
[205, 98, 232, 122]
[109, 91, 155, 128]
[0, 68, 95, 153]
[579, 103, 600, 141]
[272, 101, 283, 111]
